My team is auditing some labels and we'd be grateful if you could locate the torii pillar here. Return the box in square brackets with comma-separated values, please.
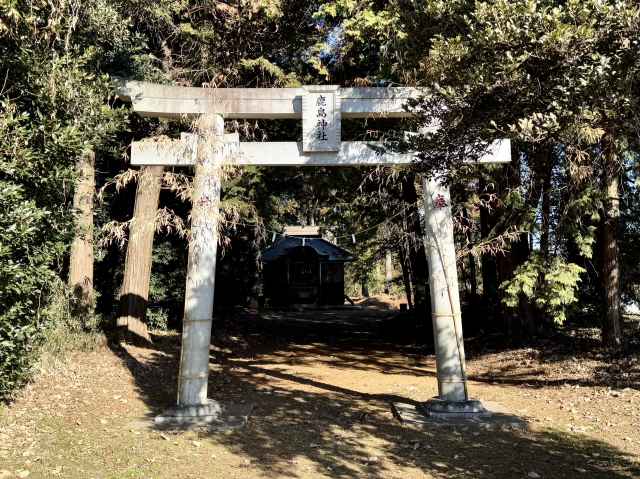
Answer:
[177, 114, 223, 407]
[422, 178, 485, 415]
[156, 114, 244, 425]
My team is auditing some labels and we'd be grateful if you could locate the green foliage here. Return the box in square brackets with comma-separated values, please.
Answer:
[411, 0, 640, 165]
[501, 254, 586, 325]
[390, 0, 640, 335]
[239, 57, 301, 87]
[0, 182, 59, 397]
[145, 308, 169, 331]
[0, 0, 133, 399]
[345, 241, 377, 297]
[40, 280, 105, 358]
[146, 241, 186, 329]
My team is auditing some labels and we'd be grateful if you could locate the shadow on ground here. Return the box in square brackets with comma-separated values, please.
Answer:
[108, 307, 640, 478]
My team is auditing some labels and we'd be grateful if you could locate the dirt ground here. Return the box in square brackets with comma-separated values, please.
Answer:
[1, 303, 639, 479]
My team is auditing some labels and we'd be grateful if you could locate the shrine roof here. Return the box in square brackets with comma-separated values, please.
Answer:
[262, 236, 354, 263]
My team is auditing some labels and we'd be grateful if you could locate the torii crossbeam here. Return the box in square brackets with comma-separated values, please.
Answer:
[117, 81, 509, 424]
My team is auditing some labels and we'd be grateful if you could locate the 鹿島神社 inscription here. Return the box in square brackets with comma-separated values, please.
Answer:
[302, 86, 341, 152]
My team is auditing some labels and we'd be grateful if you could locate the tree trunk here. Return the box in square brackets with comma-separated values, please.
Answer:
[467, 255, 478, 298]
[384, 250, 393, 294]
[540, 180, 551, 259]
[601, 133, 622, 348]
[509, 222, 536, 340]
[540, 150, 554, 259]
[408, 244, 429, 313]
[361, 278, 369, 298]
[68, 151, 95, 322]
[117, 165, 164, 342]
[479, 195, 499, 315]
[398, 244, 414, 309]
[401, 173, 429, 314]
[461, 208, 478, 299]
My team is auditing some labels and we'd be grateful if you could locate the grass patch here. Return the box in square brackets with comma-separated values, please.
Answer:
[41, 323, 107, 357]
[36, 281, 108, 373]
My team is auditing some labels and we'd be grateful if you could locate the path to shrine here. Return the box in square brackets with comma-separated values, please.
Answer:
[1, 304, 639, 479]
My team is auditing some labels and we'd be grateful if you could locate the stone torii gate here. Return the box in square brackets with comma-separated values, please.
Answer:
[117, 81, 510, 423]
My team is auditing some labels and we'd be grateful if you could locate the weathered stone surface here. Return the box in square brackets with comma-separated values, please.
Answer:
[116, 79, 419, 119]
[131, 139, 512, 167]
[420, 398, 488, 416]
[154, 400, 253, 429]
[423, 179, 468, 402]
[391, 401, 528, 429]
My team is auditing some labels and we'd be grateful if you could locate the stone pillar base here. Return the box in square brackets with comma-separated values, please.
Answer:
[419, 398, 489, 418]
[155, 399, 253, 428]
[392, 400, 527, 429]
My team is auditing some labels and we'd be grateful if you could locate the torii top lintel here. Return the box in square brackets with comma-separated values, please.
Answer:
[119, 80, 512, 166]
[116, 80, 420, 120]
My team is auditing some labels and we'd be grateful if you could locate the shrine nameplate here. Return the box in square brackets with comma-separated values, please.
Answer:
[302, 86, 341, 152]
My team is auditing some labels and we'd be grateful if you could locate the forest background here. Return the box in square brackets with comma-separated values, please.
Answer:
[1, 0, 639, 399]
